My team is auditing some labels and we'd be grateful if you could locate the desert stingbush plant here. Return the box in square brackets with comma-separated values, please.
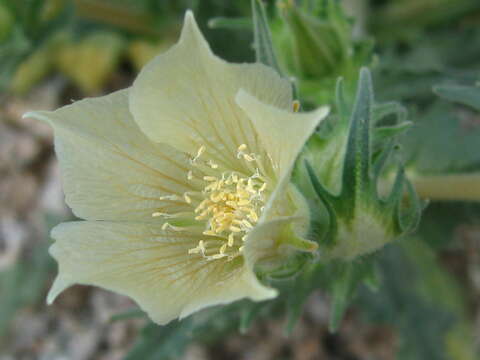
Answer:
[19, 0, 480, 358]
[26, 11, 329, 325]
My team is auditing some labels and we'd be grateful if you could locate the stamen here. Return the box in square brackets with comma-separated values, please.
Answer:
[293, 100, 301, 112]
[243, 153, 256, 162]
[190, 145, 206, 164]
[159, 194, 180, 201]
[161, 222, 184, 231]
[177, 143, 271, 261]
[219, 243, 227, 254]
[152, 212, 176, 218]
[228, 233, 235, 247]
[207, 160, 218, 169]
[196, 145, 206, 158]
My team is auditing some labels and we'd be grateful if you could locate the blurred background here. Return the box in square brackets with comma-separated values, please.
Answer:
[0, 0, 480, 359]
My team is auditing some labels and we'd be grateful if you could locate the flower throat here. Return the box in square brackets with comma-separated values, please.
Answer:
[154, 144, 268, 261]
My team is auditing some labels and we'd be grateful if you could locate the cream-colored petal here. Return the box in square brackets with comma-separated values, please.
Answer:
[25, 89, 196, 222]
[48, 221, 275, 325]
[243, 215, 315, 268]
[129, 11, 292, 171]
[179, 264, 276, 319]
[235, 89, 329, 178]
[235, 90, 328, 222]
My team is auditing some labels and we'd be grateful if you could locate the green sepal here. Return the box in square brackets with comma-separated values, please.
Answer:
[374, 121, 412, 142]
[257, 251, 313, 281]
[251, 0, 282, 75]
[296, 68, 423, 261]
[398, 178, 424, 234]
[340, 67, 373, 208]
[372, 141, 396, 182]
[305, 160, 338, 246]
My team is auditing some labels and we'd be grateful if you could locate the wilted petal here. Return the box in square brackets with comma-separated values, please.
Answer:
[25, 90, 196, 222]
[48, 221, 276, 325]
[129, 11, 292, 170]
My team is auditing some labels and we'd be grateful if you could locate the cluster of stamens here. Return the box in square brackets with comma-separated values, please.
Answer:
[153, 144, 268, 261]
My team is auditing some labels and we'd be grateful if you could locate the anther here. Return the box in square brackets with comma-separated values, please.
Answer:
[190, 145, 206, 164]
[220, 243, 227, 254]
[207, 160, 218, 169]
[243, 153, 256, 162]
[152, 212, 176, 218]
[228, 233, 235, 246]
[161, 222, 183, 231]
[159, 194, 180, 201]
[293, 100, 301, 112]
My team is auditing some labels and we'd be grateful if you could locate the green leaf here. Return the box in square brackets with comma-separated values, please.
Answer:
[284, 262, 326, 333]
[357, 241, 477, 360]
[434, 84, 480, 111]
[251, 0, 282, 75]
[110, 308, 146, 322]
[125, 320, 195, 360]
[402, 102, 480, 174]
[329, 258, 376, 332]
[125, 303, 254, 359]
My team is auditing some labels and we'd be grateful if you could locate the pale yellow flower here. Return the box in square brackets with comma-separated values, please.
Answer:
[25, 12, 329, 325]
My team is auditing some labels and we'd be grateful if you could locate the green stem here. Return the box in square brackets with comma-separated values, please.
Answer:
[409, 172, 480, 202]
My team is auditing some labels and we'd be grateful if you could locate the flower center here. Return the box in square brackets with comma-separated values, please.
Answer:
[153, 144, 268, 261]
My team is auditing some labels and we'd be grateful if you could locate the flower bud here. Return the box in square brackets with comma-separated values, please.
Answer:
[275, 0, 373, 104]
[294, 69, 421, 260]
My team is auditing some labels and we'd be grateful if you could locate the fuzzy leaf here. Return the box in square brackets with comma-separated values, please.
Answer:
[251, 0, 282, 74]
[434, 84, 480, 111]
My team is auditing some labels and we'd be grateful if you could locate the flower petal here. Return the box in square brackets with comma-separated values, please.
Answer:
[129, 11, 292, 170]
[48, 221, 276, 325]
[25, 89, 196, 222]
[235, 89, 329, 178]
[235, 90, 329, 221]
